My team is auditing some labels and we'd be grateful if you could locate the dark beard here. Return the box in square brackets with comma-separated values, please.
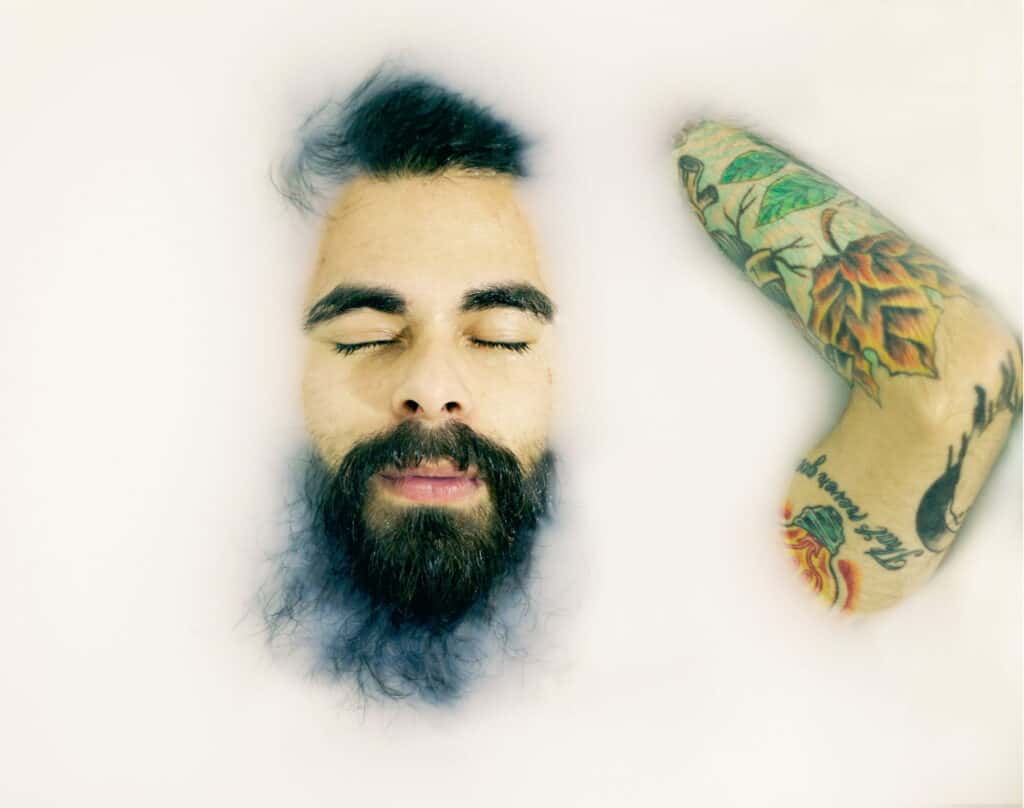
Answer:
[262, 421, 554, 703]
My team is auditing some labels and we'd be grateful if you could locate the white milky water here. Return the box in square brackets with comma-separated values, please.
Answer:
[1, 2, 1020, 806]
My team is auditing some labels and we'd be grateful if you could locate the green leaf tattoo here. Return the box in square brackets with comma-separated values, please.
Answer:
[790, 504, 845, 555]
[720, 150, 787, 184]
[756, 172, 839, 226]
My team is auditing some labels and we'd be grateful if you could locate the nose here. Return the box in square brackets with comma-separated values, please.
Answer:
[390, 340, 474, 423]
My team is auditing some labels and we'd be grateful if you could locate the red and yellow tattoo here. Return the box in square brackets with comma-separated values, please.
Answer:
[782, 500, 859, 611]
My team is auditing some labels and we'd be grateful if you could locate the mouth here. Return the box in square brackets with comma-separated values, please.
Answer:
[377, 460, 484, 505]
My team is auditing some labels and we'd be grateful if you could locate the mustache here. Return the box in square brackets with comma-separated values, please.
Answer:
[329, 420, 526, 497]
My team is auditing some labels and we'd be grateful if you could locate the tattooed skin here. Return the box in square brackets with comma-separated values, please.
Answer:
[677, 122, 1021, 613]
[795, 454, 923, 572]
[797, 454, 868, 522]
[915, 354, 1023, 553]
[783, 501, 859, 611]
[676, 123, 964, 404]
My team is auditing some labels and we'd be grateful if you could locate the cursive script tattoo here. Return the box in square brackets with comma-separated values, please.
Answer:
[797, 454, 922, 571]
[796, 454, 869, 522]
[855, 525, 924, 570]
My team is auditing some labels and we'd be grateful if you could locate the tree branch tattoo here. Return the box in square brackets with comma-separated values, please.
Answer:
[676, 128, 964, 404]
[915, 354, 1022, 552]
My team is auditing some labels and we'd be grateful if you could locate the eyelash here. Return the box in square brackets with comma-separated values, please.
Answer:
[469, 338, 531, 354]
[333, 338, 531, 355]
[333, 340, 395, 355]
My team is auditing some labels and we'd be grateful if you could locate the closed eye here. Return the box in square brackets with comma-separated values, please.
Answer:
[333, 340, 397, 355]
[470, 338, 531, 353]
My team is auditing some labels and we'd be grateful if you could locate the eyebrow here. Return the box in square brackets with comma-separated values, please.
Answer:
[461, 283, 556, 322]
[304, 285, 406, 331]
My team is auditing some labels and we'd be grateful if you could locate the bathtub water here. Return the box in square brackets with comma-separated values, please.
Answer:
[1, 2, 1019, 806]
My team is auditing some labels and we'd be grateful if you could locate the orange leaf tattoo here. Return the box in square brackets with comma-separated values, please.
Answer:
[808, 208, 963, 400]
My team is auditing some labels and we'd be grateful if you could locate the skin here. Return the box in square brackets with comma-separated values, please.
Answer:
[675, 121, 1022, 613]
[301, 170, 555, 511]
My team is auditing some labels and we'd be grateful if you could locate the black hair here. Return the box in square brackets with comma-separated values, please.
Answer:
[278, 68, 530, 212]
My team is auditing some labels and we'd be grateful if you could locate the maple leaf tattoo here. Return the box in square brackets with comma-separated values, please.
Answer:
[808, 209, 964, 400]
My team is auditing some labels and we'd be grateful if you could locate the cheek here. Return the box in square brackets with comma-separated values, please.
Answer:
[469, 354, 555, 459]
[301, 351, 393, 464]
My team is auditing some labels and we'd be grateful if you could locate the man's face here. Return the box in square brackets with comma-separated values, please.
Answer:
[302, 170, 555, 488]
[297, 171, 555, 624]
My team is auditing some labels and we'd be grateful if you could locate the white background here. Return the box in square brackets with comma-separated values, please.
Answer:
[2, 1, 1020, 806]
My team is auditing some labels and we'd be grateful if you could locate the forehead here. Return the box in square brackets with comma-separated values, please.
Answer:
[307, 171, 545, 308]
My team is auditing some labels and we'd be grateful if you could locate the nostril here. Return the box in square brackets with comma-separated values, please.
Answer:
[402, 399, 421, 414]
[443, 401, 460, 413]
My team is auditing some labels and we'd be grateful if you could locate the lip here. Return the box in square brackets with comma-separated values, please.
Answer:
[377, 462, 483, 504]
